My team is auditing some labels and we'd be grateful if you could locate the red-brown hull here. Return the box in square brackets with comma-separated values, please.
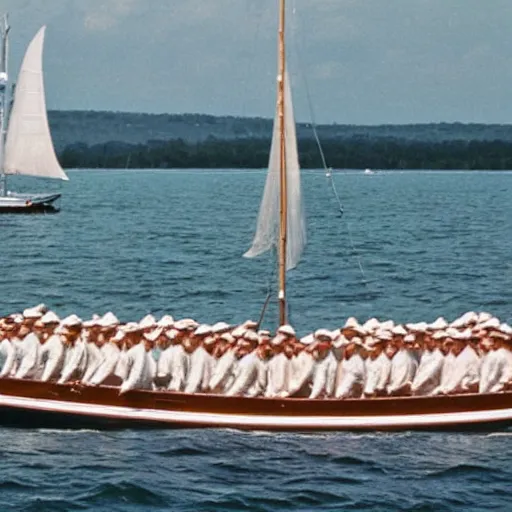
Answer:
[0, 378, 511, 431]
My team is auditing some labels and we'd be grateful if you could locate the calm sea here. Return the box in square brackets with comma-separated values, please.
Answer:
[0, 169, 511, 511]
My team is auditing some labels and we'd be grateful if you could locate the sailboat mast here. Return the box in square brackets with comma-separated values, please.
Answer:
[0, 14, 9, 197]
[277, 0, 288, 325]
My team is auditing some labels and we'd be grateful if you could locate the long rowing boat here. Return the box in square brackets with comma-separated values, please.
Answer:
[0, 378, 510, 431]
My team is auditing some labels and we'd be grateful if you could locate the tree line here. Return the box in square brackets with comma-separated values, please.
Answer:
[58, 137, 512, 170]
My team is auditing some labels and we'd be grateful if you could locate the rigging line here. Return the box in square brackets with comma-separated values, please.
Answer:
[290, 4, 368, 285]
[257, 245, 277, 329]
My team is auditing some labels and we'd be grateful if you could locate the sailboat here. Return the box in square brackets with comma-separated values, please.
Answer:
[0, 16, 68, 213]
[0, 1, 510, 430]
[243, 0, 305, 327]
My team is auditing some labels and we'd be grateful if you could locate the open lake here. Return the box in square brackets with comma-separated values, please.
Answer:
[0, 169, 511, 511]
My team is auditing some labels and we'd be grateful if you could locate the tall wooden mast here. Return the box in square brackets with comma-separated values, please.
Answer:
[0, 14, 10, 197]
[277, 0, 288, 326]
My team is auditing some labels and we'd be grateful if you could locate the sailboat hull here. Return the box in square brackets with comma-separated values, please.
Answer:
[0, 378, 511, 431]
[0, 193, 61, 213]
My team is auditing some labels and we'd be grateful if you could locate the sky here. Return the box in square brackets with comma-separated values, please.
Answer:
[2, 0, 512, 124]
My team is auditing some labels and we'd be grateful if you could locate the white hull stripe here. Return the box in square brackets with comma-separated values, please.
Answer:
[1, 394, 512, 429]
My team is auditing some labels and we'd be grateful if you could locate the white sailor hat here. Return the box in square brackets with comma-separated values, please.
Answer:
[184, 319, 199, 330]
[477, 312, 493, 324]
[271, 334, 286, 346]
[489, 330, 508, 340]
[331, 328, 341, 338]
[404, 333, 415, 343]
[55, 325, 68, 335]
[458, 328, 473, 341]
[174, 318, 198, 331]
[258, 329, 271, 338]
[314, 329, 332, 342]
[173, 319, 188, 331]
[61, 314, 82, 328]
[350, 336, 363, 347]
[479, 317, 500, 330]
[2, 318, 15, 329]
[194, 324, 212, 337]
[375, 329, 392, 341]
[445, 327, 463, 339]
[99, 312, 120, 328]
[212, 322, 231, 334]
[232, 326, 247, 338]
[499, 323, 512, 336]
[392, 325, 407, 336]
[157, 315, 175, 328]
[406, 322, 428, 333]
[244, 330, 259, 343]
[220, 333, 236, 344]
[343, 317, 365, 334]
[23, 307, 43, 319]
[343, 317, 359, 329]
[428, 317, 448, 330]
[204, 335, 217, 346]
[363, 336, 377, 350]
[380, 320, 395, 331]
[451, 312, 478, 329]
[277, 324, 296, 338]
[41, 311, 60, 325]
[465, 311, 479, 324]
[333, 333, 350, 349]
[144, 328, 163, 342]
[112, 330, 126, 342]
[12, 314, 24, 324]
[123, 322, 143, 334]
[34, 304, 48, 314]
[139, 314, 157, 329]
[450, 317, 465, 329]
[299, 333, 315, 346]
[363, 318, 380, 332]
[165, 329, 179, 341]
[432, 330, 448, 340]
[242, 320, 259, 330]
[83, 314, 101, 328]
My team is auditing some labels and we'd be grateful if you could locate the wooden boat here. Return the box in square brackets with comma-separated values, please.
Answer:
[0, 16, 68, 213]
[0, 2, 509, 432]
[0, 378, 510, 430]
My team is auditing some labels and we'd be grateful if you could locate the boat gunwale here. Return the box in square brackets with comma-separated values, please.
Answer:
[0, 378, 510, 418]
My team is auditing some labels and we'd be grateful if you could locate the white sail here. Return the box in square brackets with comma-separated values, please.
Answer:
[4, 26, 68, 180]
[244, 70, 306, 270]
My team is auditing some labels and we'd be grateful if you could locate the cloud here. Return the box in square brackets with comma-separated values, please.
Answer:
[82, 0, 141, 32]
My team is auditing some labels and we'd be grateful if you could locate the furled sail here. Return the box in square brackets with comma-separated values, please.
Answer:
[244, 70, 306, 270]
[4, 26, 68, 180]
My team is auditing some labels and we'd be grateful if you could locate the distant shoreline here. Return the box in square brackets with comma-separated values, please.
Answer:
[58, 136, 512, 171]
[48, 110, 512, 171]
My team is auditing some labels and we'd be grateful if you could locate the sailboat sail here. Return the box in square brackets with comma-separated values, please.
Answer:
[4, 26, 68, 180]
[244, 70, 306, 271]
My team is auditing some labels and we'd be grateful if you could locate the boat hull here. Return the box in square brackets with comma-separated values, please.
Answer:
[0, 193, 61, 213]
[0, 379, 511, 431]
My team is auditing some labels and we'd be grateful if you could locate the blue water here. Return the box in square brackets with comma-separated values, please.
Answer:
[0, 169, 511, 510]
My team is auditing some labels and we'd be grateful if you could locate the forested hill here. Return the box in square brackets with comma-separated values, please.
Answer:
[49, 110, 512, 170]
[49, 110, 512, 150]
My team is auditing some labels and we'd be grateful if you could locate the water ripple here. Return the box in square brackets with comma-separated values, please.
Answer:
[0, 170, 511, 511]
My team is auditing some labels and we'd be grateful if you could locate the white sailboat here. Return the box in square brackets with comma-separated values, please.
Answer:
[0, 16, 68, 213]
